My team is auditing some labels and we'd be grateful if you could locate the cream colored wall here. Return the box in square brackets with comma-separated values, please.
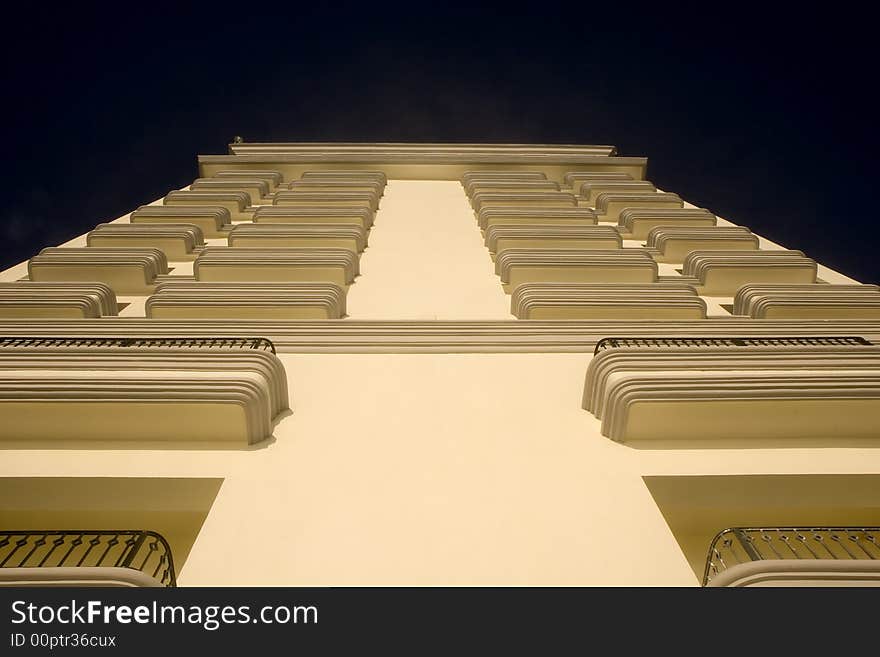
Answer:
[0, 179, 878, 586]
[2, 352, 879, 585]
[346, 181, 512, 319]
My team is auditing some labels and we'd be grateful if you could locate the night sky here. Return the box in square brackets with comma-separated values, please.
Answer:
[2, 5, 876, 283]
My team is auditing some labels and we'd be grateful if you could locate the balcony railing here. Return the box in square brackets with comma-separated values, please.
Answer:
[0, 530, 176, 587]
[593, 335, 873, 355]
[0, 336, 276, 354]
[703, 527, 880, 586]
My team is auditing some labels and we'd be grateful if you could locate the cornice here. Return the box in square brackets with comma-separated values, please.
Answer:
[1, 319, 878, 353]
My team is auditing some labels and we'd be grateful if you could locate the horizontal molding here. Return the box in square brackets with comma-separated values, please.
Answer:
[198, 156, 649, 183]
[2, 319, 880, 352]
[227, 142, 618, 157]
[301, 169, 388, 185]
[462, 170, 547, 185]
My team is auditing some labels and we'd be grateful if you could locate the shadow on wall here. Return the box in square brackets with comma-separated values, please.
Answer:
[643, 474, 880, 582]
[0, 477, 224, 574]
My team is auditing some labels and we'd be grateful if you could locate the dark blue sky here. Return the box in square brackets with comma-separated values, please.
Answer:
[2, 5, 876, 283]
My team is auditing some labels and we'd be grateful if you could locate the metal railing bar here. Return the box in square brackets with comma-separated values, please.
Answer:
[703, 527, 880, 586]
[0, 530, 176, 587]
[594, 335, 873, 355]
[0, 336, 276, 354]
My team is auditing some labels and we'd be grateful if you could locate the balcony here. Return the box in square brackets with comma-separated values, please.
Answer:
[496, 249, 657, 288]
[0, 530, 175, 587]
[301, 169, 387, 188]
[273, 190, 378, 212]
[27, 247, 168, 294]
[471, 191, 578, 212]
[164, 190, 251, 220]
[578, 180, 656, 205]
[193, 247, 359, 286]
[683, 250, 817, 295]
[584, 336, 880, 443]
[594, 191, 683, 223]
[485, 225, 621, 254]
[253, 206, 374, 229]
[463, 170, 548, 186]
[87, 222, 205, 261]
[644, 474, 880, 584]
[564, 171, 633, 195]
[130, 205, 232, 238]
[0, 282, 118, 319]
[190, 178, 270, 205]
[146, 281, 346, 319]
[511, 283, 705, 319]
[703, 527, 880, 586]
[214, 169, 284, 191]
[618, 208, 716, 240]
[734, 283, 880, 319]
[467, 180, 560, 198]
[646, 226, 758, 263]
[288, 179, 385, 200]
[0, 336, 287, 447]
[228, 223, 366, 252]
[478, 207, 598, 230]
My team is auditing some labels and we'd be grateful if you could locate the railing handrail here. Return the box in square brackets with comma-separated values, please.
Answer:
[594, 335, 873, 355]
[0, 336, 276, 354]
[702, 526, 880, 586]
[0, 530, 176, 587]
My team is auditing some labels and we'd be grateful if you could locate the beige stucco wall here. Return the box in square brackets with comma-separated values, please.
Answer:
[0, 178, 877, 586]
[345, 181, 512, 319]
[2, 352, 880, 585]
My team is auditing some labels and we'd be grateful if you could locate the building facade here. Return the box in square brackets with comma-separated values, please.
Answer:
[1, 142, 878, 587]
